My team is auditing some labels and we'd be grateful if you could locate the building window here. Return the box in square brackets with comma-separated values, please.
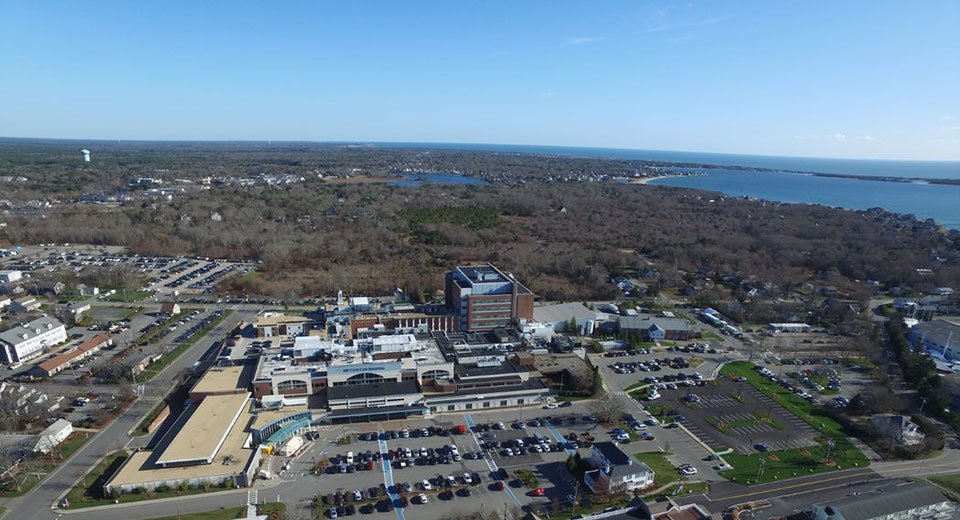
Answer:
[276, 379, 308, 392]
[500, 400, 508, 407]
[422, 369, 451, 380]
[517, 399, 524, 405]
[447, 405, 455, 411]
[465, 403, 473, 409]
[483, 402, 491, 408]
[430, 407, 437, 413]
[343, 372, 386, 385]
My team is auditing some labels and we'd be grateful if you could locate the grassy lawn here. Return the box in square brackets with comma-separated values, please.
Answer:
[515, 468, 540, 488]
[548, 492, 632, 520]
[927, 474, 960, 500]
[103, 290, 153, 303]
[144, 502, 286, 520]
[716, 361, 869, 484]
[634, 452, 679, 488]
[701, 331, 724, 341]
[63, 451, 129, 507]
[644, 481, 710, 499]
[0, 433, 93, 497]
[137, 310, 232, 381]
[132, 399, 168, 436]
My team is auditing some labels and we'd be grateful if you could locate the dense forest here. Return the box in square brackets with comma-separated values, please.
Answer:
[1, 139, 959, 301]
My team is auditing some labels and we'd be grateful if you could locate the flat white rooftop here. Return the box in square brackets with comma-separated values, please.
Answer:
[155, 392, 250, 466]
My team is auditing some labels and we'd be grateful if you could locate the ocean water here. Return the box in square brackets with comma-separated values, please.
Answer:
[367, 142, 960, 229]
[371, 142, 960, 180]
[650, 169, 960, 230]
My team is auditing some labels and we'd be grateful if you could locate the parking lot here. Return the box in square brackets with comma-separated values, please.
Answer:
[264, 398, 723, 520]
[653, 378, 818, 455]
[591, 343, 735, 394]
[0, 244, 255, 296]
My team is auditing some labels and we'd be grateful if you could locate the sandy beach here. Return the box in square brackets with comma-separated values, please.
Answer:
[629, 174, 685, 185]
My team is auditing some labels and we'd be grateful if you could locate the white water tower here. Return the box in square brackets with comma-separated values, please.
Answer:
[80, 149, 91, 162]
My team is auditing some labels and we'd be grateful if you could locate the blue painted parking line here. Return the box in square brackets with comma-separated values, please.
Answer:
[377, 430, 406, 520]
[543, 418, 577, 456]
[463, 413, 523, 509]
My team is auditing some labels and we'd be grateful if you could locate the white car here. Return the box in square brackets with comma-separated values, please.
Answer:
[680, 466, 698, 476]
[417, 493, 428, 504]
[545, 402, 559, 409]
[421, 479, 433, 490]
[714, 463, 732, 471]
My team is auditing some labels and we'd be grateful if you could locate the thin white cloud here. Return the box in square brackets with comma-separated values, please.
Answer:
[941, 115, 954, 121]
[568, 36, 607, 45]
[830, 133, 848, 142]
[942, 126, 960, 131]
[856, 135, 875, 141]
[641, 16, 731, 34]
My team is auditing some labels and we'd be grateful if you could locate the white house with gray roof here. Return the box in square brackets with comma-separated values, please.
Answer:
[0, 315, 67, 364]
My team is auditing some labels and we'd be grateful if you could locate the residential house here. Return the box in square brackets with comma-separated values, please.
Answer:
[159, 302, 181, 316]
[33, 419, 73, 454]
[0, 270, 22, 283]
[76, 284, 99, 296]
[870, 414, 925, 446]
[812, 482, 953, 520]
[10, 296, 41, 314]
[0, 295, 10, 311]
[36, 281, 65, 296]
[583, 441, 655, 494]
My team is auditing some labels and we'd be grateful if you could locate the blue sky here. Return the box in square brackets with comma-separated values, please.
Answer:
[1, 1, 958, 160]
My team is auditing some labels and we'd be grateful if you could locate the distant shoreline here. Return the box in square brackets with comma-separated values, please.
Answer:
[630, 174, 687, 185]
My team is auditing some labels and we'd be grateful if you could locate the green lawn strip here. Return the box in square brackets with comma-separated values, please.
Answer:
[515, 469, 539, 488]
[926, 474, 960, 501]
[633, 452, 679, 488]
[132, 398, 169, 436]
[63, 451, 128, 507]
[144, 502, 285, 520]
[644, 481, 709, 500]
[548, 492, 632, 520]
[0, 433, 93, 497]
[706, 413, 783, 435]
[138, 310, 232, 381]
[103, 290, 153, 303]
[716, 361, 869, 484]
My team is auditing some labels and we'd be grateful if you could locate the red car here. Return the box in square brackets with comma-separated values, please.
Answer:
[493, 482, 504, 490]
[530, 487, 546, 496]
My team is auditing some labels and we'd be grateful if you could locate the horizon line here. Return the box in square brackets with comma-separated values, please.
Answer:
[1, 135, 959, 164]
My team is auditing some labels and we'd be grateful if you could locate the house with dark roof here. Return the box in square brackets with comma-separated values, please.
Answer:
[584, 441, 654, 494]
[812, 482, 953, 520]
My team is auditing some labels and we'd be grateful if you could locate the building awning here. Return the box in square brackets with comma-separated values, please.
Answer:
[325, 405, 428, 422]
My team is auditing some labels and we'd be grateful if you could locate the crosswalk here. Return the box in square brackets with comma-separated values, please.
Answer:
[377, 429, 406, 520]
[462, 413, 522, 509]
